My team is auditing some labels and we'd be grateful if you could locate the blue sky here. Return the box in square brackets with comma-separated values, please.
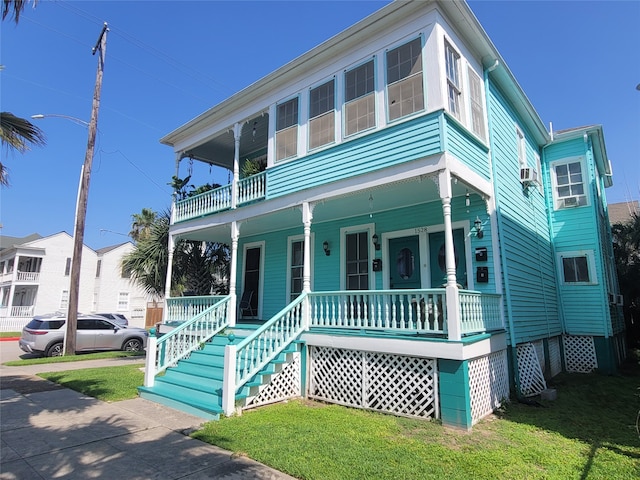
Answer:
[2, 0, 639, 250]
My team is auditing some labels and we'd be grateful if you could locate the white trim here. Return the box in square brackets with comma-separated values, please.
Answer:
[549, 156, 590, 210]
[340, 223, 376, 291]
[286, 234, 314, 303]
[556, 250, 597, 286]
[241, 240, 266, 318]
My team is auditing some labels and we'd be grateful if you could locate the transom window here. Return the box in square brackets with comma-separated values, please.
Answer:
[309, 79, 335, 150]
[386, 37, 424, 121]
[344, 60, 376, 136]
[468, 68, 485, 140]
[554, 161, 587, 208]
[445, 42, 462, 119]
[276, 97, 299, 161]
[345, 232, 369, 290]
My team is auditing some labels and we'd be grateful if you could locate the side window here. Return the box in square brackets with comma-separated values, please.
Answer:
[516, 126, 526, 168]
[467, 68, 486, 140]
[344, 60, 376, 136]
[558, 251, 595, 284]
[64, 257, 71, 276]
[289, 239, 304, 301]
[94, 319, 114, 330]
[552, 160, 587, 209]
[386, 37, 424, 121]
[345, 232, 369, 290]
[444, 42, 462, 120]
[309, 79, 335, 150]
[276, 97, 299, 161]
[77, 319, 93, 330]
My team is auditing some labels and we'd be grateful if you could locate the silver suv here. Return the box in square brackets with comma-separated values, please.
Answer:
[19, 314, 148, 357]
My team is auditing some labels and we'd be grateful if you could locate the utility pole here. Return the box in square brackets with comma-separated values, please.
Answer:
[64, 22, 109, 355]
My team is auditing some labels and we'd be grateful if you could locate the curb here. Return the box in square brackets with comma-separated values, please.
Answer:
[0, 338, 19, 342]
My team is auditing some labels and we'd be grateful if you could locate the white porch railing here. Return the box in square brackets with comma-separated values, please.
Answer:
[459, 291, 503, 333]
[16, 271, 40, 282]
[308, 289, 447, 333]
[223, 293, 307, 415]
[144, 296, 230, 386]
[10, 305, 35, 318]
[238, 171, 266, 205]
[173, 184, 232, 222]
[166, 295, 227, 322]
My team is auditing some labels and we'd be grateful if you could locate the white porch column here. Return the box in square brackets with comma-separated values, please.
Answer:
[302, 203, 313, 293]
[7, 256, 18, 316]
[228, 221, 239, 327]
[439, 171, 462, 341]
[232, 123, 241, 210]
[163, 234, 175, 322]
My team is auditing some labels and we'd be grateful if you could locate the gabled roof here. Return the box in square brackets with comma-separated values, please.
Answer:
[0, 233, 42, 251]
[96, 242, 132, 255]
[161, 0, 549, 150]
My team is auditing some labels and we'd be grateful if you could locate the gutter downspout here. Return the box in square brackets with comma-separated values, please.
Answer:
[483, 60, 521, 395]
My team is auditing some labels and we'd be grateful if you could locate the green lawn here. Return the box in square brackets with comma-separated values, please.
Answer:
[38, 360, 640, 479]
[4, 350, 145, 366]
[0, 331, 20, 338]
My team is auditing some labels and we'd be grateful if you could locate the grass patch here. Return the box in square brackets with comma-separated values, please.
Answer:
[4, 350, 145, 366]
[38, 364, 144, 402]
[193, 371, 640, 480]
[0, 331, 20, 338]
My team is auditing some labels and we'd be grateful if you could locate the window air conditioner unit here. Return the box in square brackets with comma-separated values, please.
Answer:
[616, 294, 624, 306]
[562, 196, 579, 208]
[608, 293, 616, 304]
[520, 167, 538, 184]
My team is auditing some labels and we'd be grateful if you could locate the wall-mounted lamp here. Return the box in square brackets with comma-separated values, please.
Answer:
[372, 233, 380, 250]
[323, 241, 331, 256]
[474, 216, 484, 239]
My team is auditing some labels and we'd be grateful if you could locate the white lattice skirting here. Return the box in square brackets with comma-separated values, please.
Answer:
[517, 343, 547, 397]
[548, 336, 562, 378]
[308, 346, 438, 419]
[468, 350, 510, 424]
[245, 352, 302, 409]
[563, 335, 598, 373]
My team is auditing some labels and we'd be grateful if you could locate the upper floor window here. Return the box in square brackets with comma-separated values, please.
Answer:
[96, 260, 101, 278]
[445, 42, 462, 120]
[552, 160, 587, 209]
[345, 60, 376, 136]
[309, 79, 335, 150]
[467, 68, 485, 140]
[386, 37, 424, 121]
[516, 126, 526, 168]
[64, 257, 71, 276]
[276, 97, 299, 161]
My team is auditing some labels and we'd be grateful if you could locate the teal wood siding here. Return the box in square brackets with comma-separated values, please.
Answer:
[488, 81, 561, 345]
[544, 138, 611, 337]
[266, 113, 442, 198]
[445, 116, 491, 180]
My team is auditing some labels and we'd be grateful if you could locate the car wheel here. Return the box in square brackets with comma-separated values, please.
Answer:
[122, 338, 142, 352]
[46, 342, 64, 357]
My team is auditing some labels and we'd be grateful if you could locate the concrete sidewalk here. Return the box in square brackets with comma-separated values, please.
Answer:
[0, 354, 297, 479]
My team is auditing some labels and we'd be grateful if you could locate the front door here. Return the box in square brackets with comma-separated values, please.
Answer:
[242, 246, 261, 318]
[389, 235, 421, 289]
[429, 229, 467, 288]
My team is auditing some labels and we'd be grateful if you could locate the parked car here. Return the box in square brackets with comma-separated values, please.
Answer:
[95, 313, 129, 327]
[19, 314, 148, 357]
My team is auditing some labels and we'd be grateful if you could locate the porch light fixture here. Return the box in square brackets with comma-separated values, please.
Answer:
[323, 241, 331, 256]
[474, 216, 484, 239]
[372, 233, 380, 250]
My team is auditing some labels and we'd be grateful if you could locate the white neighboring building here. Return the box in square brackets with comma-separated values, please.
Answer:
[0, 232, 157, 331]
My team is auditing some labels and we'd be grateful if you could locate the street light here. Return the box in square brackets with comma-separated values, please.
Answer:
[31, 114, 89, 128]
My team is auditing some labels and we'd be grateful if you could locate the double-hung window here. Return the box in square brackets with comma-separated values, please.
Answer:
[445, 42, 462, 120]
[344, 60, 376, 136]
[386, 38, 424, 121]
[276, 97, 299, 161]
[553, 160, 587, 208]
[345, 232, 369, 290]
[467, 68, 486, 140]
[289, 239, 304, 301]
[558, 251, 594, 284]
[309, 79, 335, 150]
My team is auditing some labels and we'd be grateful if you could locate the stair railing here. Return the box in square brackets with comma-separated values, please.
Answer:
[144, 295, 230, 387]
[222, 292, 307, 415]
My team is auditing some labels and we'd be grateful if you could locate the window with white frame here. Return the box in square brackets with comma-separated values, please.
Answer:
[60, 290, 69, 310]
[345, 231, 369, 290]
[309, 79, 335, 150]
[445, 42, 462, 120]
[344, 60, 376, 136]
[552, 159, 587, 208]
[289, 239, 304, 301]
[386, 37, 424, 121]
[558, 251, 595, 284]
[276, 97, 299, 161]
[64, 257, 71, 276]
[117, 292, 129, 311]
[467, 67, 486, 140]
[95, 259, 101, 278]
[516, 126, 526, 168]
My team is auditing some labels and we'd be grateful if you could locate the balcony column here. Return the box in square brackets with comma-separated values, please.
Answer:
[163, 234, 175, 321]
[231, 123, 241, 210]
[439, 170, 462, 341]
[228, 221, 239, 327]
[302, 203, 313, 293]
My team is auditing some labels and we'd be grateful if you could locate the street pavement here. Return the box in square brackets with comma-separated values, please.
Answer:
[0, 340, 297, 479]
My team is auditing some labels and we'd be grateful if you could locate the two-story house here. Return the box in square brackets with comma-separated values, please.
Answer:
[0, 233, 156, 330]
[140, 0, 623, 430]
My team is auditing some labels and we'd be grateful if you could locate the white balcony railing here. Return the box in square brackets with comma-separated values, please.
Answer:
[16, 271, 40, 282]
[10, 305, 35, 318]
[238, 171, 266, 205]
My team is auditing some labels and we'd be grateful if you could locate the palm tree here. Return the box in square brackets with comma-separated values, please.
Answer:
[612, 212, 640, 346]
[129, 208, 157, 243]
[0, 112, 46, 186]
[1, 0, 37, 23]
